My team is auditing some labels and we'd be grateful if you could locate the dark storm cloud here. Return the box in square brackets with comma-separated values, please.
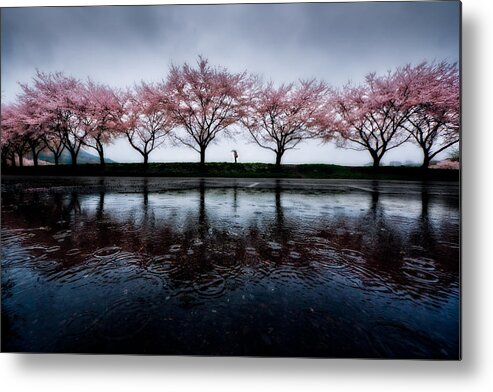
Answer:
[1, 2, 460, 97]
[1, 6, 166, 59]
[0, 1, 460, 164]
[1, 6, 176, 92]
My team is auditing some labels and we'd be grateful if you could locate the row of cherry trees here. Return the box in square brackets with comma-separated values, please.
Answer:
[1, 57, 459, 169]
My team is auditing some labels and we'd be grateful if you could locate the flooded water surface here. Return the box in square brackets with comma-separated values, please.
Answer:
[1, 177, 460, 358]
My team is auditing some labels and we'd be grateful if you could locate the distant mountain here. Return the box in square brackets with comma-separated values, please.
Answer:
[38, 149, 116, 164]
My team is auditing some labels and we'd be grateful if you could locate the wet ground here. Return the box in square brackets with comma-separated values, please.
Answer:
[1, 176, 460, 358]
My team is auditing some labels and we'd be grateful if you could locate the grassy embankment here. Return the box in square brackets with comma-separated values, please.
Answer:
[1, 162, 459, 181]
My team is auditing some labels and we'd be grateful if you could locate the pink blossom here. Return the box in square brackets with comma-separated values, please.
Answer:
[243, 79, 331, 165]
[163, 56, 255, 164]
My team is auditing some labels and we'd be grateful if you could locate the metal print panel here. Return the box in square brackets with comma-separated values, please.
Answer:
[0, 1, 461, 358]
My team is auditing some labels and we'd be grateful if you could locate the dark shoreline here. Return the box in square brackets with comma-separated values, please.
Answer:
[1, 162, 459, 181]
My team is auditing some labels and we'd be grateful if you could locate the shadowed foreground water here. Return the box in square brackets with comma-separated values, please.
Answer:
[1, 177, 460, 358]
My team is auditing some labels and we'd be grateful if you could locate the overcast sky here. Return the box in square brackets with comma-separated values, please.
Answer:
[1, 1, 460, 165]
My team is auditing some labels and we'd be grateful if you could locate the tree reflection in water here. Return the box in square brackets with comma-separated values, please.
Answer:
[1, 178, 459, 357]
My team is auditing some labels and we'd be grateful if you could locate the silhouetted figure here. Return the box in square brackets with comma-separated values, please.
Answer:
[231, 150, 239, 163]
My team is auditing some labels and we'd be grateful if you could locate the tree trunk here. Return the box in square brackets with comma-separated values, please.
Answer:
[99, 150, 105, 167]
[32, 151, 39, 166]
[97, 141, 105, 167]
[370, 152, 381, 169]
[18, 153, 24, 167]
[200, 148, 206, 165]
[54, 154, 59, 166]
[275, 151, 283, 167]
[143, 153, 149, 168]
[70, 150, 77, 166]
[421, 154, 431, 169]
[29, 141, 41, 167]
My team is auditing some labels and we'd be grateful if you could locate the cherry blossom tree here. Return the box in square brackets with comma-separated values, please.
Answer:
[0, 116, 11, 167]
[14, 96, 48, 166]
[243, 79, 331, 166]
[55, 78, 88, 166]
[399, 62, 460, 168]
[16, 75, 65, 165]
[1, 105, 19, 167]
[0, 131, 14, 167]
[163, 57, 254, 165]
[24, 127, 46, 166]
[20, 71, 88, 166]
[121, 83, 175, 167]
[1, 105, 17, 166]
[329, 70, 414, 168]
[81, 81, 124, 166]
[0, 104, 32, 166]
[42, 127, 66, 166]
